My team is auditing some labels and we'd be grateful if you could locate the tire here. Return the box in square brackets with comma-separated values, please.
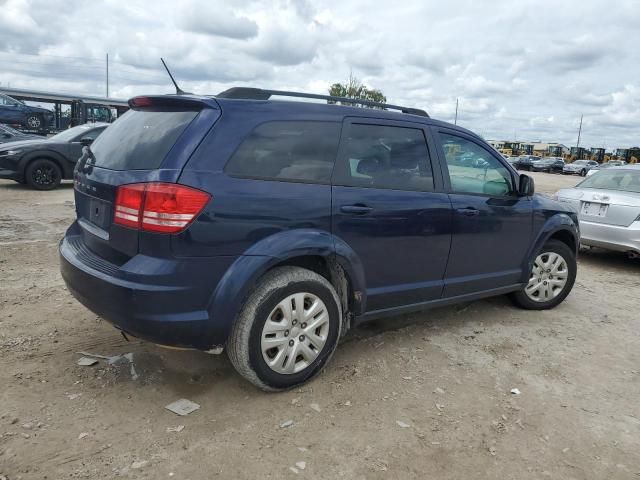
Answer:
[510, 240, 576, 310]
[26, 114, 42, 130]
[25, 158, 62, 190]
[580, 169, 587, 177]
[227, 266, 342, 391]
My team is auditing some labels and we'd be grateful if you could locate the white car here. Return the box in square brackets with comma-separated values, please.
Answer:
[586, 161, 628, 177]
[563, 159, 599, 176]
[554, 166, 640, 256]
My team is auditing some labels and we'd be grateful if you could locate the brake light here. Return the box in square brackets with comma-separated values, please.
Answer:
[129, 96, 153, 108]
[114, 184, 145, 228]
[113, 183, 211, 233]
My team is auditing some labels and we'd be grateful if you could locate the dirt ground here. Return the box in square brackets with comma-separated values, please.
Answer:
[1, 172, 639, 479]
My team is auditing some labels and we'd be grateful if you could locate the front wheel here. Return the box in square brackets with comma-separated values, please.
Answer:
[510, 240, 576, 310]
[580, 169, 587, 177]
[26, 114, 43, 129]
[227, 267, 342, 391]
[25, 158, 62, 190]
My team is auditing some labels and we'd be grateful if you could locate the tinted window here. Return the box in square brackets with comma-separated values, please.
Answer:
[90, 109, 197, 170]
[333, 124, 434, 192]
[50, 124, 100, 143]
[225, 121, 340, 183]
[439, 133, 513, 196]
[76, 127, 105, 141]
[0, 94, 19, 106]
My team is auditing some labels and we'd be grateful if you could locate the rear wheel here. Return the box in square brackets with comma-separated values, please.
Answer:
[227, 267, 342, 391]
[25, 158, 62, 190]
[510, 240, 576, 310]
[580, 169, 587, 177]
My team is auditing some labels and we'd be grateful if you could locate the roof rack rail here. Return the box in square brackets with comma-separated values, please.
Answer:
[215, 87, 429, 117]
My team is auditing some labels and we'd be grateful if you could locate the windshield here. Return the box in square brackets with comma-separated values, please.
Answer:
[573, 160, 588, 165]
[49, 125, 96, 142]
[578, 170, 640, 193]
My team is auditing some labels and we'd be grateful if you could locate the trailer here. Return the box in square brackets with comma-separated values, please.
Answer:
[0, 86, 129, 133]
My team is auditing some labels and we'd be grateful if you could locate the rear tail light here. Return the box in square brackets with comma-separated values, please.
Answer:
[114, 183, 211, 233]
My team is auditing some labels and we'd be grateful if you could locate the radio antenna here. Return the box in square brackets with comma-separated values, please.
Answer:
[161, 58, 188, 95]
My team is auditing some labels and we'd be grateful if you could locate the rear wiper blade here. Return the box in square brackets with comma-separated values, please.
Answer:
[75, 146, 96, 175]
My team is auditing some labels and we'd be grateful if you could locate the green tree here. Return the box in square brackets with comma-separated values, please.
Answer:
[328, 73, 386, 108]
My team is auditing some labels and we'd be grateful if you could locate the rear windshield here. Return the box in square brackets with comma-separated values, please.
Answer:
[578, 170, 640, 193]
[90, 109, 198, 170]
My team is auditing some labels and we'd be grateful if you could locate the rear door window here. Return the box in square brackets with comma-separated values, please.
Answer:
[90, 109, 198, 170]
[225, 121, 340, 183]
[332, 123, 434, 192]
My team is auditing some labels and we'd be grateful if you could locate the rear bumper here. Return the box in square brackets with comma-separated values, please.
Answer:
[580, 219, 640, 254]
[59, 228, 237, 350]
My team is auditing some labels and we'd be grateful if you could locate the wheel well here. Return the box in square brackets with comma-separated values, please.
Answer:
[268, 255, 354, 335]
[548, 230, 576, 253]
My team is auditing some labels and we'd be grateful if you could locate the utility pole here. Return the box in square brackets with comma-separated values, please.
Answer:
[106, 53, 109, 98]
[576, 114, 583, 149]
[454, 98, 459, 125]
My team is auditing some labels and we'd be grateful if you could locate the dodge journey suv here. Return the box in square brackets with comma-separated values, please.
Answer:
[60, 88, 579, 391]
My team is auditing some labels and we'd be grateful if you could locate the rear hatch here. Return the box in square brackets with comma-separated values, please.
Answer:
[72, 95, 220, 262]
[572, 170, 640, 226]
[577, 189, 640, 226]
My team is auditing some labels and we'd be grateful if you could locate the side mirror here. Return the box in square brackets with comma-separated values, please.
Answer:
[79, 136, 94, 146]
[518, 174, 535, 197]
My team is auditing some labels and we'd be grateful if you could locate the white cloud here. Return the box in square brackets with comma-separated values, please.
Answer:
[178, 2, 258, 39]
[0, 0, 638, 147]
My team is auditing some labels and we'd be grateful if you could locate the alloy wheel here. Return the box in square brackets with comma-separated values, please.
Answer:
[525, 252, 569, 303]
[27, 116, 42, 129]
[260, 292, 330, 374]
[32, 165, 58, 187]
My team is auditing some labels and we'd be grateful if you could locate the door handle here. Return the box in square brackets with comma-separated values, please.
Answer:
[340, 205, 373, 215]
[456, 207, 480, 216]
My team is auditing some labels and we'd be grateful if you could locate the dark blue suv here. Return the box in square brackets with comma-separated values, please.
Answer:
[60, 89, 579, 390]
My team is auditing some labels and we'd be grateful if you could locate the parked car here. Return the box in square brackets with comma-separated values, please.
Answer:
[0, 123, 108, 189]
[586, 160, 628, 177]
[531, 157, 565, 173]
[0, 93, 55, 131]
[554, 166, 640, 256]
[59, 89, 579, 390]
[563, 159, 599, 176]
[512, 155, 541, 171]
[0, 123, 40, 144]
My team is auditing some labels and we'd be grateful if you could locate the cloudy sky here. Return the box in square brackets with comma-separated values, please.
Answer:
[1, 0, 638, 148]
